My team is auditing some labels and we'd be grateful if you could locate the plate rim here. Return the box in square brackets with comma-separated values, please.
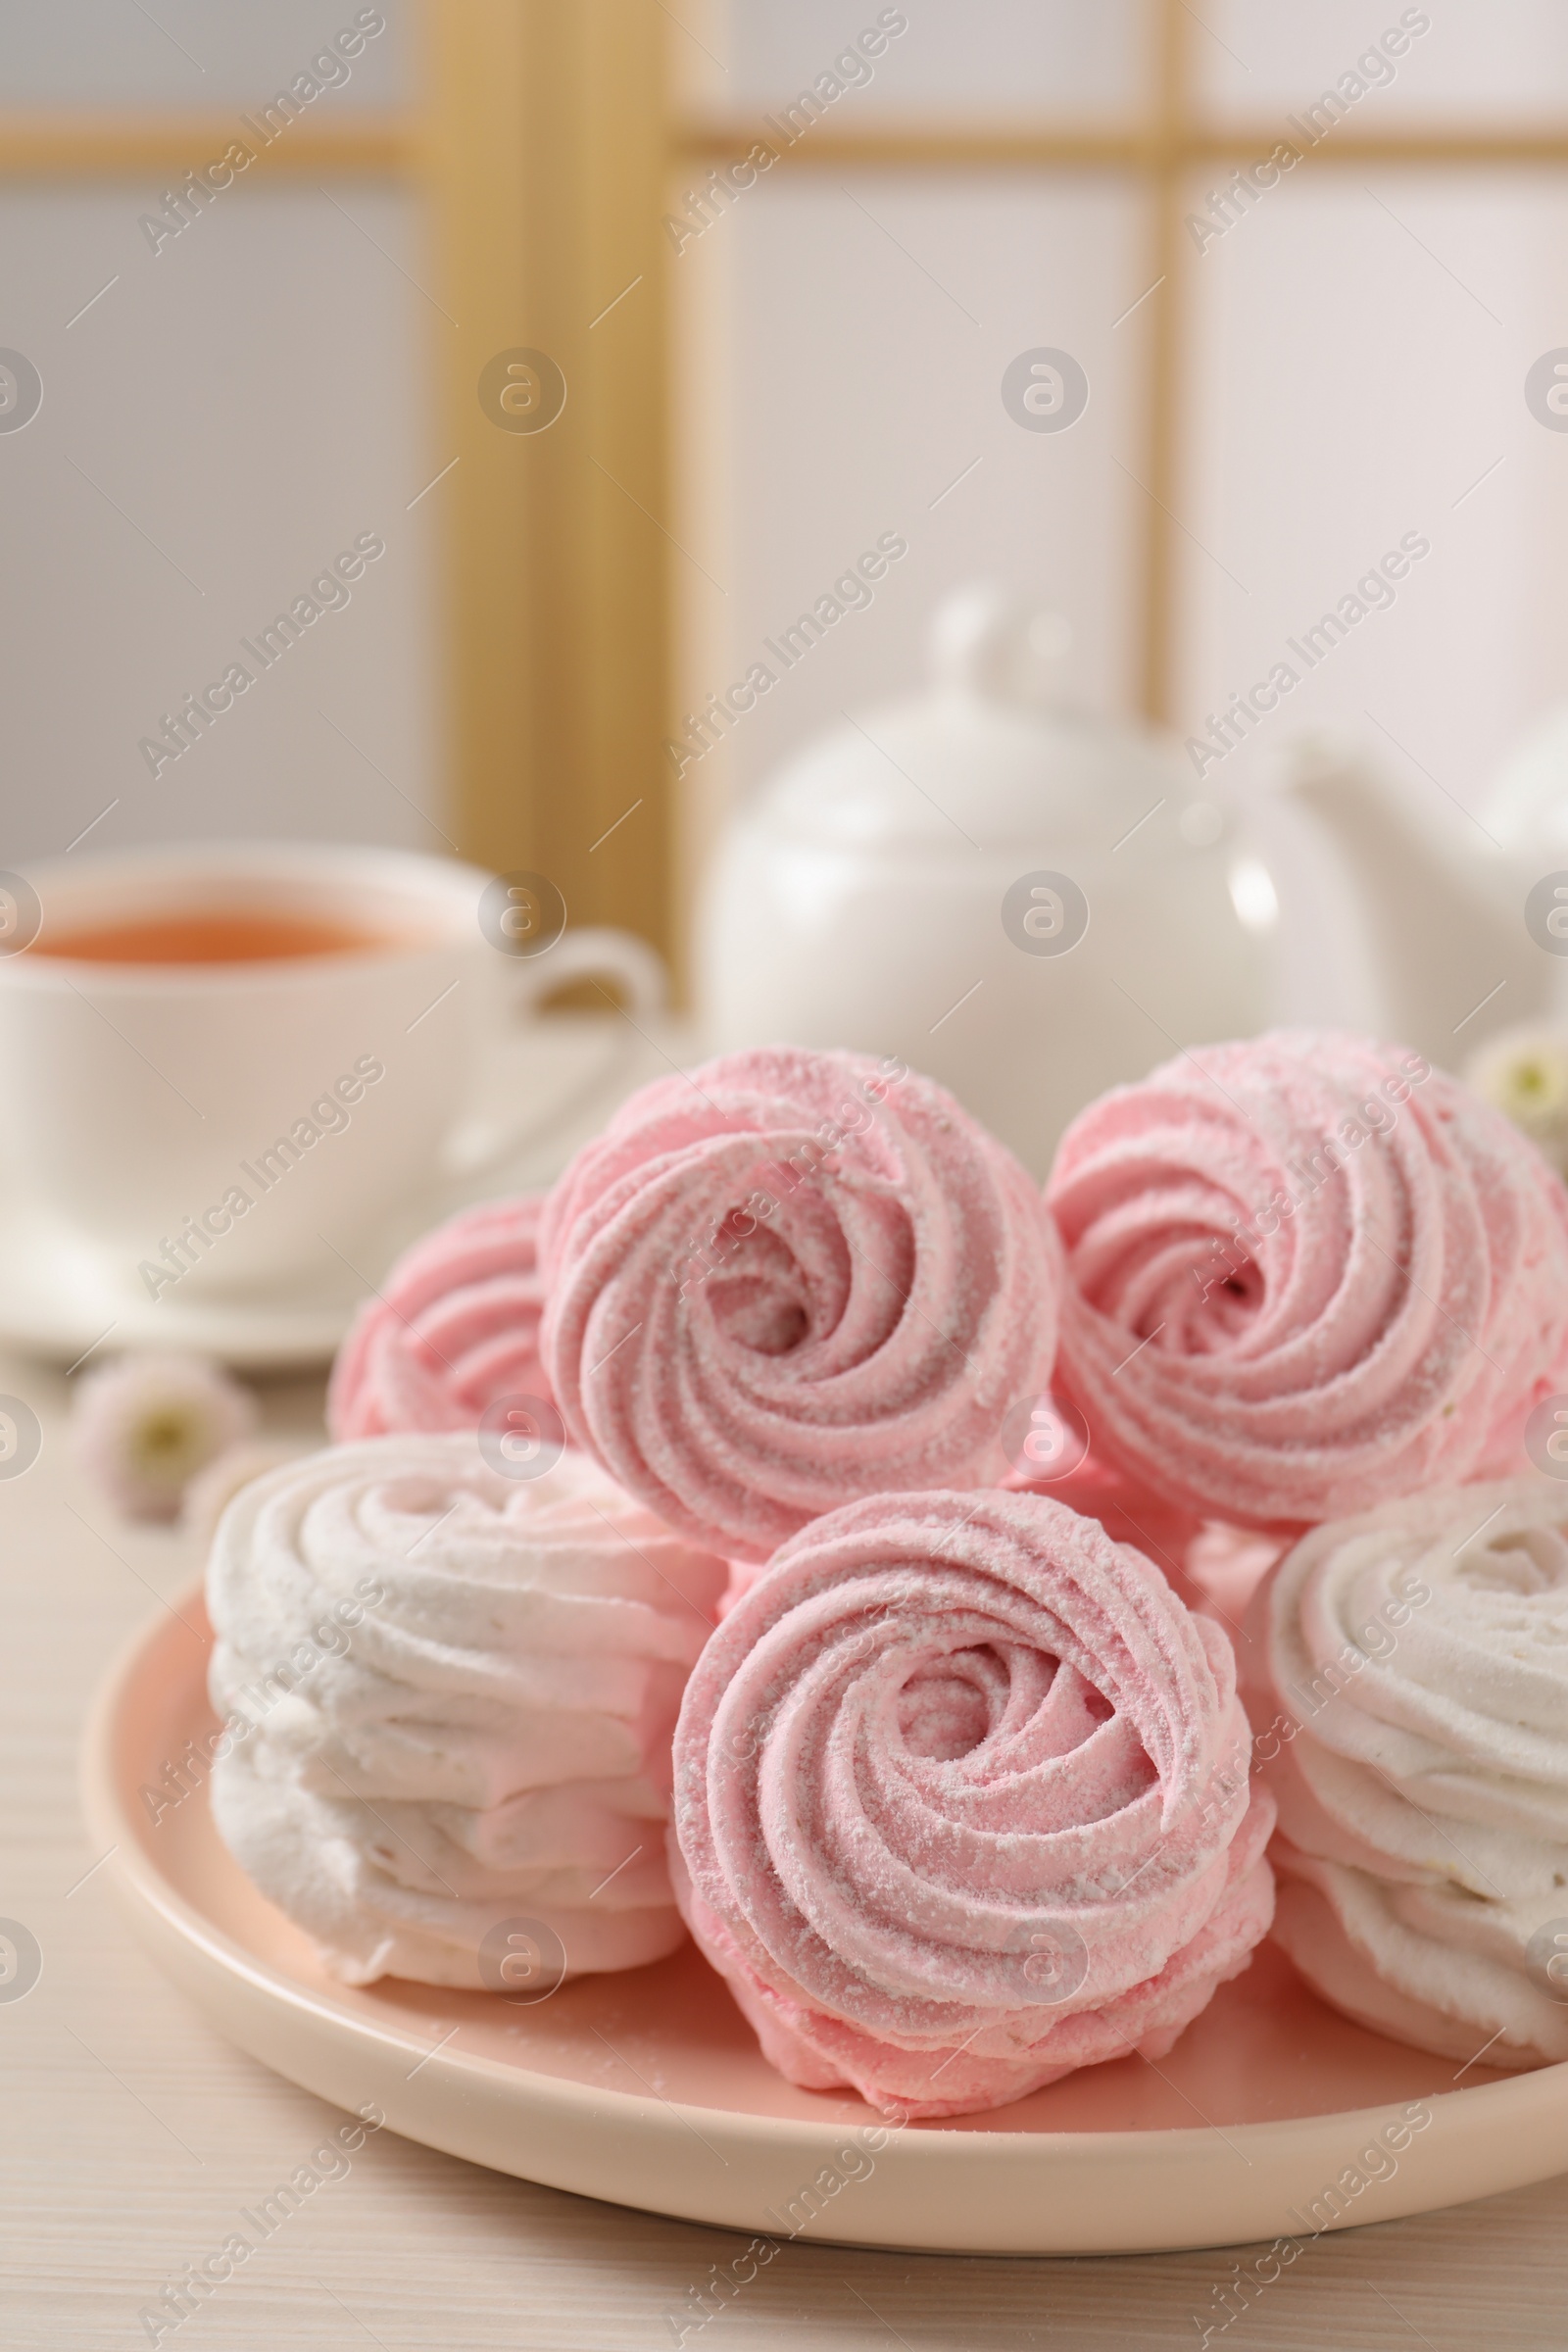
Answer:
[81, 1587, 1568, 2252]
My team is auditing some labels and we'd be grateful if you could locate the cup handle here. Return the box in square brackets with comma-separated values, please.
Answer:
[443, 925, 668, 1180]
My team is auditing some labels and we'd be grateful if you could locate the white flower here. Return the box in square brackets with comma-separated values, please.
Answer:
[1464, 1023, 1568, 1171]
[74, 1353, 256, 1522]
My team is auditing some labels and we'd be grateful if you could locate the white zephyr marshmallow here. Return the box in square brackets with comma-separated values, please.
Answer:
[206, 1434, 727, 1986]
[1245, 1478, 1568, 2068]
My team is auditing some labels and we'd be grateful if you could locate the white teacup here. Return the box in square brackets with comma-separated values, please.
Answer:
[0, 841, 664, 1300]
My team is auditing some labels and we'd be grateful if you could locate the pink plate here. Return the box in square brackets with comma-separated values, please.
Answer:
[81, 1591, 1568, 2255]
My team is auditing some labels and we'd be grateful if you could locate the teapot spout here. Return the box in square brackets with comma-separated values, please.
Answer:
[1269, 734, 1546, 1064]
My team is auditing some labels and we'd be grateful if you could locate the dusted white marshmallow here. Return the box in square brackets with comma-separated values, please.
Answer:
[1245, 1479, 1568, 2068]
[206, 1434, 727, 1986]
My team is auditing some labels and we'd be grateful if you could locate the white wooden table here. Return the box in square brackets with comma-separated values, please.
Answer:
[4, 1352, 1566, 2352]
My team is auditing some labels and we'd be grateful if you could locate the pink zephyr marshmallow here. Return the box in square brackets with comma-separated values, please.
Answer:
[1018, 1449, 1206, 1594]
[327, 1195, 554, 1442]
[539, 1047, 1062, 1562]
[1046, 1029, 1568, 1531]
[671, 1488, 1274, 2119]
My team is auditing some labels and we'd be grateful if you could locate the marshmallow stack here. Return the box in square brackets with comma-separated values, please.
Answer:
[1246, 1479, 1568, 2068]
[207, 1435, 726, 1985]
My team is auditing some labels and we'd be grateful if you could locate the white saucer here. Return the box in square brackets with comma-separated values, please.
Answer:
[0, 1015, 698, 1371]
[0, 1193, 371, 1369]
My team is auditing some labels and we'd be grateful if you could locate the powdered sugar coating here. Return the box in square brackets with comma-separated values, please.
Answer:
[327, 1196, 553, 1441]
[1047, 1030, 1568, 1529]
[1244, 1478, 1568, 2068]
[540, 1048, 1062, 1562]
[671, 1489, 1274, 2118]
[1017, 1450, 1206, 1593]
[207, 1435, 726, 1986]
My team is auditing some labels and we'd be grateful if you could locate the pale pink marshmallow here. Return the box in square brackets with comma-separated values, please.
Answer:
[1047, 1031, 1568, 1530]
[327, 1195, 553, 1442]
[540, 1049, 1062, 1563]
[671, 1489, 1274, 2119]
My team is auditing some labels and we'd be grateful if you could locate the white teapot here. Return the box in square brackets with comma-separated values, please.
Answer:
[1255, 731, 1550, 1070]
[696, 585, 1280, 1176]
